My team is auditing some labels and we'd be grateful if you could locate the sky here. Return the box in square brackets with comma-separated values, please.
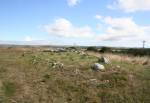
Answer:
[0, 0, 150, 47]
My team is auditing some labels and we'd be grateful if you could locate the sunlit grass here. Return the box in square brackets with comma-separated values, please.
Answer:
[0, 49, 149, 103]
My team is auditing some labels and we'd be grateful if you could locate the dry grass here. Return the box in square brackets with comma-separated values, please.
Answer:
[0, 48, 149, 103]
[105, 53, 150, 65]
[88, 51, 150, 65]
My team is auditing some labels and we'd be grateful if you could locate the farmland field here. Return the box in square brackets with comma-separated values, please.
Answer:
[0, 47, 149, 103]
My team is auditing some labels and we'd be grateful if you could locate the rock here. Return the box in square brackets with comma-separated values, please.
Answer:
[116, 65, 121, 68]
[88, 79, 98, 85]
[92, 63, 105, 71]
[75, 69, 80, 75]
[80, 51, 86, 55]
[58, 63, 64, 69]
[51, 62, 64, 69]
[103, 80, 110, 83]
[98, 56, 109, 64]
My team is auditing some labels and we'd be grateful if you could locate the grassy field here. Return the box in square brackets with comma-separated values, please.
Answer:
[0, 47, 149, 103]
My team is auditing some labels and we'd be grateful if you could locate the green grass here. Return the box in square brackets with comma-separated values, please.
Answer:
[0, 49, 149, 103]
[2, 81, 16, 97]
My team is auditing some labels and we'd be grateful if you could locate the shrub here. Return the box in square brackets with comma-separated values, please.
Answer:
[126, 48, 150, 56]
[116, 48, 150, 56]
[99, 47, 111, 53]
[87, 46, 97, 52]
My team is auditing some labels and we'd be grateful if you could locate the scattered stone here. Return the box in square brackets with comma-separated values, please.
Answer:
[56, 48, 67, 52]
[103, 80, 110, 83]
[51, 62, 64, 69]
[88, 79, 98, 85]
[116, 65, 121, 68]
[74, 51, 78, 53]
[98, 56, 109, 64]
[58, 62, 64, 69]
[75, 69, 80, 75]
[91, 63, 105, 71]
[80, 51, 86, 55]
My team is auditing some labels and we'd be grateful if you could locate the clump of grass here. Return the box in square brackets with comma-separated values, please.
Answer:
[28, 55, 41, 65]
[97, 91, 125, 103]
[41, 74, 51, 83]
[96, 81, 112, 89]
[100, 72, 128, 88]
[66, 98, 72, 102]
[65, 85, 79, 92]
[43, 74, 50, 79]
[79, 95, 89, 103]
[0, 66, 7, 73]
[80, 55, 86, 59]
[2, 81, 16, 97]
[111, 74, 127, 87]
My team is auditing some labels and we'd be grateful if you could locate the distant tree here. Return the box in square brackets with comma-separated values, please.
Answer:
[87, 46, 97, 52]
[67, 46, 77, 50]
[126, 48, 150, 56]
[99, 47, 111, 53]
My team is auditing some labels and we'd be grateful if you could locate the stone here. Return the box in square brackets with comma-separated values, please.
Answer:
[92, 63, 105, 71]
[98, 56, 109, 64]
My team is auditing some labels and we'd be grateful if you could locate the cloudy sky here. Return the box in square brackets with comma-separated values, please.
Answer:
[0, 0, 150, 47]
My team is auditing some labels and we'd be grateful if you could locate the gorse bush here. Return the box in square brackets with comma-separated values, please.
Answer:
[87, 46, 98, 52]
[113, 48, 150, 56]
[99, 47, 112, 53]
[99, 47, 150, 56]
[126, 48, 150, 56]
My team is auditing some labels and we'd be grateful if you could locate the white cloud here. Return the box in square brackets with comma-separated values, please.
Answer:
[97, 16, 150, 42]
[95, 15, 103, 20]
[43, 18, 94, 38]
[41, 16, 150, 47]
[25, 36, 32, 41]
[108, 0, 150, 12]
[67, 0, 80, 7]
[42, 17, 150, 42]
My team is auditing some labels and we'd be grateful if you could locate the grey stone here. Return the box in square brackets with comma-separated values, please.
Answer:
[92, 63, 105, 71]
[98, 56, 109, 64]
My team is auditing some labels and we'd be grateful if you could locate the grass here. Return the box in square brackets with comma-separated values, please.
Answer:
[0, 47, 149, 103]
[2, 81, 16, 97]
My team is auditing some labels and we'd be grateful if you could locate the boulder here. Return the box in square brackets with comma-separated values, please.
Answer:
[92, 63, 105, 71]
[98, 56, 109, 64]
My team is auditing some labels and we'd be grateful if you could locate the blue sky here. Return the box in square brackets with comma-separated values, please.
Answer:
[0, 0, 150, 47]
